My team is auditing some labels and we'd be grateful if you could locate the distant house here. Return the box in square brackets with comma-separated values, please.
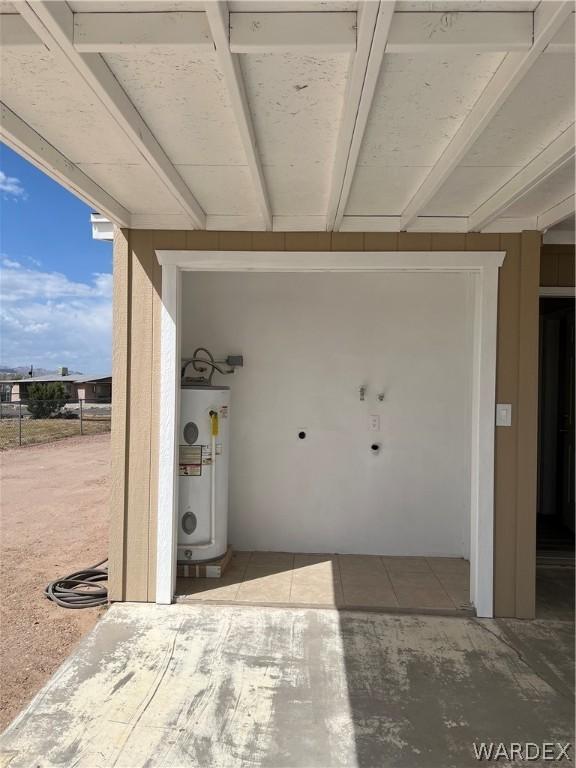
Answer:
[6, 374, 112, 404]
[75, 376, 113, 404]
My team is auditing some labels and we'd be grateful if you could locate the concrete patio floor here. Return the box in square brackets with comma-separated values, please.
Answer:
[0, 603, 573, 768]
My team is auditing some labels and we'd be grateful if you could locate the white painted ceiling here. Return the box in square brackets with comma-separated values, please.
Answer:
[0, 0, 574, 232]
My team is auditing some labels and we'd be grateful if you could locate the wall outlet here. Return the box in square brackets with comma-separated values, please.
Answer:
[369, 414, 381, 431]
[496, 403, 512, 427]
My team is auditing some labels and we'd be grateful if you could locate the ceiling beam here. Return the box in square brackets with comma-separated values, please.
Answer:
[399, 1, 574, 231]
[205, 1, 272, 230]
[469, 127, 575, 231]
[9, 9, 573, 55]
[229, 11, 356, 54]
[387, 12, 532, 53]
[339, 214, 544, 233]
[538, 194, 575, 231]
[18, 1, 206, 229]
[0, 102, 131, 227]
[340, 215, 468, 232]
[326, 1, 396, 231]
[73, 12, 212, 53]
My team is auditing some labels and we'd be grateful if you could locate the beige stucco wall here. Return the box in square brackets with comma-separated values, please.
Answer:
[110, 228, 560, 618]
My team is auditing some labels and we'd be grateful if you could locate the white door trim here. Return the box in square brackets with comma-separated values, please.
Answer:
[156, 263, 181, 604]
[155, 250, 505, 616]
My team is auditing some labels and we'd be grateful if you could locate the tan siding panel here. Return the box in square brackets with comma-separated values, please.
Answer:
[364, 233, 399, 251]
[109, 228, 130, 601]
[540, 251, 559, 286]
[398, 232, 432, 251]
[124, 230, 156, 601]
[285, 232, 332, 251]
[557, 250, 575, 287]
[330, 232, 364, 251]
[493, 234, 520, 617]
[218, 231, 253, 251]
[430, 233, 467, 251]
[465, 232, 501, 252]
[251, 232, 286, 251]
[515, 231, 541, 618]
[186, 230, 219, 251]
[540, 245, 575, 287]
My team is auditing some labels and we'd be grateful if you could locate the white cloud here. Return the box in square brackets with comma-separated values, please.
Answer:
[0, 259, 112, 373]
[0, 170, 27, 200]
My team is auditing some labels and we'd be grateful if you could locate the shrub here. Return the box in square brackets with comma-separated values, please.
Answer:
[27, 382, 68, 419]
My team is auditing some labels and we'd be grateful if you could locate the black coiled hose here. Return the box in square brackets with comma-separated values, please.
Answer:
[44, 559, 108, 609]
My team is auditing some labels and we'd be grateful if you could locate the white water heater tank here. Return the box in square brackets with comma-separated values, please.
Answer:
[178, 385, 230, 562]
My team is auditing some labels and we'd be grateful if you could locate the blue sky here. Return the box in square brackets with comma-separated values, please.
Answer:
[0, 143, 112, 374]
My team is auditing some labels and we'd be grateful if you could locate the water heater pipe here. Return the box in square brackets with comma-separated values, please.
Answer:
[193, 411, 218, 549]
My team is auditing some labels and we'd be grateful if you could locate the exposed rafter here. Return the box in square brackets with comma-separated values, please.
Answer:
[17, 1, 206, 229]
[205, 1, 272, 230]
[468, 127, 575, 231]
[1, 102, 131, 227]
[538, 194, 575, 230]
[326, 1, 396, 232]
[400, 0, 574, 230]
[387, 12, 533, 53]
[73, 12, 213, 53]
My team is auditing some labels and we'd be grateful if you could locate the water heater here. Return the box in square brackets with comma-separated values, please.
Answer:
[178, 385, 230, 562]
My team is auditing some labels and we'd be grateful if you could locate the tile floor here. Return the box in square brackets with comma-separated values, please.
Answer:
[175, 552, 472, 614]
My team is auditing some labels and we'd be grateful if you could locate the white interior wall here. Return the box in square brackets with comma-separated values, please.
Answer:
[181, 271, 474, 557]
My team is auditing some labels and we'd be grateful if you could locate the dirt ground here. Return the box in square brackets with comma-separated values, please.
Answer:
[0, 434, 110, 731]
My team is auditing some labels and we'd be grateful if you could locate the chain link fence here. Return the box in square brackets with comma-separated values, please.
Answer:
[0, 400, 111, 450]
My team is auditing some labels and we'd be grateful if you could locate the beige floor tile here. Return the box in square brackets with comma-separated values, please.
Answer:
[293, 553, 335, 567]
[243, 564, 293, 580]
[249, 551, 295, 568]
[178, 578, 242, 602]
[427, 558, 469, 577]
[341, 582, 399, 609]
[231, 550, 252, 562]
[389, 572, 454, 610]
[223, 562, 248, 581]
[237, 569, 293, 602]
[290, 577, 341, 606]
[340, 565, 397, 608]
[340, 568, 389, 589]
[381, 557, 432, 574]
[435, 572, 470, 589]
[435, 574, 472, 609]
[292, 559, 337, 579]
[291, 566, 335, 584]
[338, 555, 387, 578]
[338, 554, 384, 568]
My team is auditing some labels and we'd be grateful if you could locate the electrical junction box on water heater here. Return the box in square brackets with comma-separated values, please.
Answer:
[178, 385, 230, 562]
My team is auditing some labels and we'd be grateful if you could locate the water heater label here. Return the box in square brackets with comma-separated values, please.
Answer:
[219, 405, 229, 419]
[200, 443, 223, 466]
[179, 445, 202, 476]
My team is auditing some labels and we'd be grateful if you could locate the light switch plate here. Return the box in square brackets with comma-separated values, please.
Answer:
[369, 415, 380, 432]
[496, 403, 512, 427]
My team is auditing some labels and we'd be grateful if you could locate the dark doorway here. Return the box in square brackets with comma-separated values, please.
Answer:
[537, 296, 575, 620]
